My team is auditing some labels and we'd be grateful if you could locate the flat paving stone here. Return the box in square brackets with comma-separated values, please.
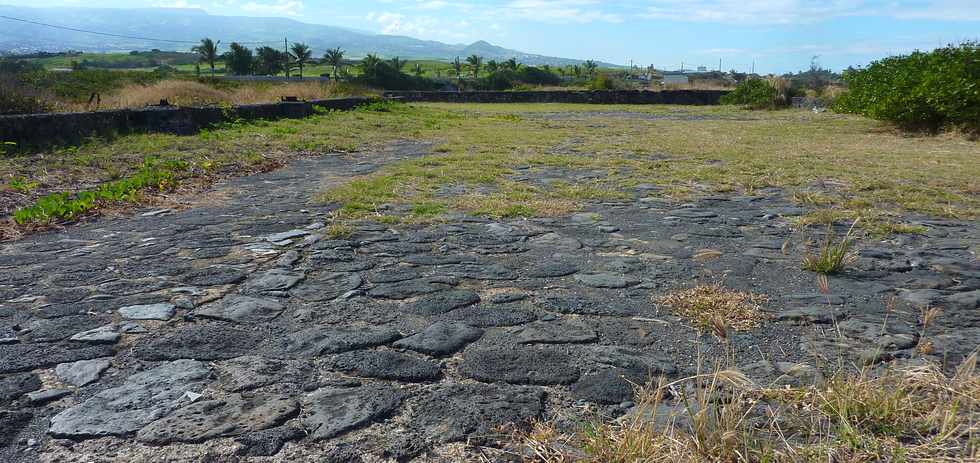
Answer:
[511, 319, 598, 344]
[459, 346, 581, 385]
[118, 303, 176, 321]
[404, 289, 480, 315]
[49, 360, 210, 438]
[302, 386, 403, 441]
[55, 358, 111, 387]
[137, 394, 299, 444]
[0, 343, 114, 374]
[406, 383, 544, 444]
[393, 321, 484, 356]
[195, 295, 285, 323]
[330, 350, 442, 382]
[286, 325, 402, 356]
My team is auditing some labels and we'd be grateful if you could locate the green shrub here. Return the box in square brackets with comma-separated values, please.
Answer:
[833, 42, 980, 133]
[587, 74, 621, 90]
[720, 77, 795, 109]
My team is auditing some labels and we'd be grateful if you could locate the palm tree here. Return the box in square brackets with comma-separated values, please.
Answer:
[361, 53, 383, 79]
[485, 60, 499, 73]
[323, 48, 345, 79]
[503, 58, 519, 71]
[323, 47, 344, 80]
[193, 38, 220, 77]
[572, 64, 582, 78]
[452, 56, 463, 82]
[388, 56, 407, 72]
[584, 60, 598, 77]
[290, 42, 312, 79]
[465, 54, 483, 78]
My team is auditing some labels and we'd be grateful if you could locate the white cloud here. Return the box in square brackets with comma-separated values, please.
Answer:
[504, 0, 623, 23]
[366, 11, 472, 41]
[240, 0, 303, 16]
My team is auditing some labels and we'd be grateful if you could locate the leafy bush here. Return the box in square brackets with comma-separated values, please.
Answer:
[0, 74, 55, 114]
[473, 66, 561, 90]
[720, 77, 796, 109]
[587, 73, 622, 90]
[833, 42, 980, 133]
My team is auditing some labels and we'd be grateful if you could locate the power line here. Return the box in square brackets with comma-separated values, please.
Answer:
[0, 14, 281, 46]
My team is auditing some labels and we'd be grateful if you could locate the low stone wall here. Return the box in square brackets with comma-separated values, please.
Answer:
[384, 90, 729, 105]
[0, 97, 372, 152]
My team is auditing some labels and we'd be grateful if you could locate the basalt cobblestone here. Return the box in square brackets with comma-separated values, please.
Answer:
[0, 138, 977, 462]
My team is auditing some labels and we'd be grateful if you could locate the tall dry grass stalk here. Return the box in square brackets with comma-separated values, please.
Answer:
[94, 80, 377, 110]
[514, 351, 980, 462]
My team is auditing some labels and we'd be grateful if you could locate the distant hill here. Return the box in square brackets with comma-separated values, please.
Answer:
[0, 5, 615, 67]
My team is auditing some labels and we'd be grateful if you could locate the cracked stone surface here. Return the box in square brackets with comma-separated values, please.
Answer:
[1, 137, 978, 462]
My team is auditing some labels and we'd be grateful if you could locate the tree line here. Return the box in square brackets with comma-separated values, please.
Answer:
[192, 38, 345, 79]
[191, 37, 602, 84]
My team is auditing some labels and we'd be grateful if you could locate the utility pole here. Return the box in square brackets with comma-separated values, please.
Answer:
[719, 58, 722, 72]
[751, 60, 755, 74]
[284, 37, 289, 78]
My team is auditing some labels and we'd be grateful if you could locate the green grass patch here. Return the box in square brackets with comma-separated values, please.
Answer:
[12, 158, 187, 225]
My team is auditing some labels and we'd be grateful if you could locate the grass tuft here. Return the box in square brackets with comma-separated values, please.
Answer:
[802, 219, 859, 274]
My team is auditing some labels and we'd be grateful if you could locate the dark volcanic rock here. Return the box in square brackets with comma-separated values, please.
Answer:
[460, 346, 580, 385]
[393, 322, 484, 356]
[537, 294, 638, 316]
[330, 350, 442, 382]
[137, 394, 299, 444]
[774, 306, 847, 325]
[404, 289, 480, 315]
[439, 304, 538, 327]
[302, 386, 403, 441]
[55, 358, 111, 387]
[133, 324, 262, 361]
[286, 325, 401, 356]
[215, 356, 309, 392]
[573, 272, 639, 289]
[511, 319, 598, 344]
[292, 272, 363, 302]
[195, 295, 286, 323]
[571, 369, 637, 404]
[242, 269, 305, 294]
[367, 280, 448, 300]
[527, 262, 580, 278]
[0, 411, 32, 448]
[408, 383, 544, 444]
[0, 343, 114, 374]
[182, 266, 248, 286]
[49, 360, 211, 438]
[235, 424, 305, 457]
[0, 373, 41, 405]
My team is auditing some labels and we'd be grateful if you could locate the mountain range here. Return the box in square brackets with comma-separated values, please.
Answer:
[0, 5, 611, 66]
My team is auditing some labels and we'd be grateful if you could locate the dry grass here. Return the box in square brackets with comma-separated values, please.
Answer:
[94, 80, 376, 109]
[656, 284, 769, 331]
[514, 353, 980, 462]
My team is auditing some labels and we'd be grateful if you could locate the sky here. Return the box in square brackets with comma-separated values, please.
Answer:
[4, 0, 980, 73]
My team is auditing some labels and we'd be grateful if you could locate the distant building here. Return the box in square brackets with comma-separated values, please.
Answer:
[662, 73, 690, 85]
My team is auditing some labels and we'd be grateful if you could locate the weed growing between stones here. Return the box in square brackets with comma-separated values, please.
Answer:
[655, 284, 769, 332]
[12, 157, 187, 226]
[801, 220, 859, 275]
[513, 352, 980, 462]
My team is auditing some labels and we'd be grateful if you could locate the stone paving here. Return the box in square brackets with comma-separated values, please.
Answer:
[0, 139, 978, 462]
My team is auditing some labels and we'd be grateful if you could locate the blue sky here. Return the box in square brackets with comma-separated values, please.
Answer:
[6, 0, 980, 73]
